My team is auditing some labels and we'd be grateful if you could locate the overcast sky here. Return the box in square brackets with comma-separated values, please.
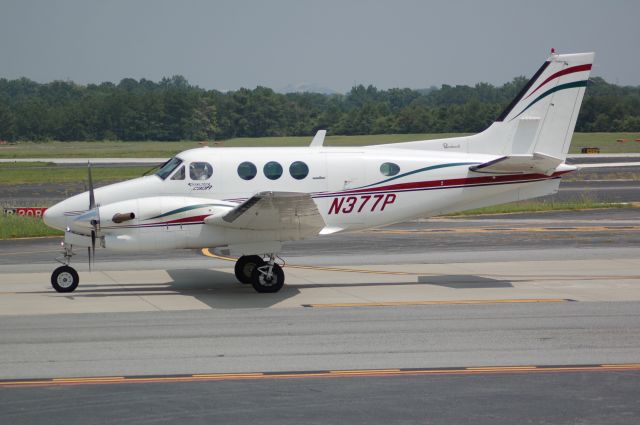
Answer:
[1, 0, 638, 92]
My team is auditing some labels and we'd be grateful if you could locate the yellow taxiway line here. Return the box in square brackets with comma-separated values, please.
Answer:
[363, 225, 640, 235]
[2, 364, 639, 388]
[201, 248, 415, 275]
[302, 299, 571, 308]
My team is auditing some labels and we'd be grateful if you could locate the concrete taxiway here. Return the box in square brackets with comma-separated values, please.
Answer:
[1, 208, 639, 424]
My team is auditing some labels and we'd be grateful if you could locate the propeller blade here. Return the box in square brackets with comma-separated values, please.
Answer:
[87, 246, 92, 271]
[90, 228, 96, 270]
[88, 161, 95, 210]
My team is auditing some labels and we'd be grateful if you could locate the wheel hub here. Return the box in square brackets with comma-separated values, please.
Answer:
[259, 273, 277, 287]
[242, 263, 256, 277]
[56, 272, 74, 288]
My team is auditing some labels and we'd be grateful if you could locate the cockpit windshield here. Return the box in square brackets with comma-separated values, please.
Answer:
[156, 157, 183, 180]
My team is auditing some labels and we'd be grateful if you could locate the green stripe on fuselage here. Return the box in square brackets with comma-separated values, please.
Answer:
[147, 203, 227, 220]
[358, 162, 479, 189]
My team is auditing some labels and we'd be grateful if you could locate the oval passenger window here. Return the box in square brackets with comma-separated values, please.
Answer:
[238, 162, 257, 180]
[380, 162, 400, 176]
[263, 161, 283, 180]
[289, 161, 309, 180]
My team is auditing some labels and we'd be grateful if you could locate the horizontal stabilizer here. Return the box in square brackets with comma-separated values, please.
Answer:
[470, 152, 565, 176]
[204, 191, 325, 235]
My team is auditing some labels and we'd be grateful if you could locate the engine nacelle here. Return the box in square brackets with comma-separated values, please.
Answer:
[97, 196, 234, 251]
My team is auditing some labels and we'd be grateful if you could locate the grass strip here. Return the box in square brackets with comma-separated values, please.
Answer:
[0, 215, 62, 239]
[0, 132, 638, 158]
[445, 199, 633, 216]
[0, 163, 152, 185]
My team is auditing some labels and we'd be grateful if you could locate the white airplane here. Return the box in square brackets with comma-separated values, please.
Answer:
[44, 51, 594, 294]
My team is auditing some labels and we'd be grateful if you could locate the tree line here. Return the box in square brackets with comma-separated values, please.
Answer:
[0, 74, 638, 142]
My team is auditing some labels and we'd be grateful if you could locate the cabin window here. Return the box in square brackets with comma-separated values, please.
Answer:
[289, 161, 309, 180]
[170, 165, 185, 180]
[156, 157, 183, 180]
[380, 162, 400, 176]
[263, 161, 283, 180]
[238, 162, 257, 180]
[189, 162, 213, 180]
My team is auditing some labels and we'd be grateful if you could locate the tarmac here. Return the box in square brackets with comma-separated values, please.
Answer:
[1, 162, 639, 424]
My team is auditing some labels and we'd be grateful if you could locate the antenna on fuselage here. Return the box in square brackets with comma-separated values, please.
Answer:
[309, 130, 326, 147]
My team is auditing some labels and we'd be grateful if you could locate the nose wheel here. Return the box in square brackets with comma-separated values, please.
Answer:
[51, 265, 79, 293]
[51, 242, 80, 293]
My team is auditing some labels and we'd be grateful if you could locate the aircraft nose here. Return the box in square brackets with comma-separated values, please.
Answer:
[43, 202, 67, 231]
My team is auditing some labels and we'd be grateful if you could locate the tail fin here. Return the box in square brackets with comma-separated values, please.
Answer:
[375, 51, 594, 159]
[490, 51, 594, 158]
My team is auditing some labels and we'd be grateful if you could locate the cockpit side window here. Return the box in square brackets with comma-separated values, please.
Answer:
[156, 157, 183, 180]
[189, 162, 213, 180]
[170, 165, 185, 180]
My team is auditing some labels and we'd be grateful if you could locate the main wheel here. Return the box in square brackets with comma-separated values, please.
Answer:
[234, 255, 265, 284]
[251, 263, 285, 293]
[51, 265, 79, 293]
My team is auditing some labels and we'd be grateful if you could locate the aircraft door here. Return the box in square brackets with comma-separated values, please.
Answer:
[300, 155, 328, 194]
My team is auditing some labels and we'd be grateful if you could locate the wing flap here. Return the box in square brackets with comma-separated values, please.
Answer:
[470, 152, 564, 176]
[204, 191, 325, 236]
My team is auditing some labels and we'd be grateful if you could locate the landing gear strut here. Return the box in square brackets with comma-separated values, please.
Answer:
[51, 243, 79, 293]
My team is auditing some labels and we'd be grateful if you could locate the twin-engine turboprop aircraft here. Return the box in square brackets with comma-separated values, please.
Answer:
[44, 51, 594, 293]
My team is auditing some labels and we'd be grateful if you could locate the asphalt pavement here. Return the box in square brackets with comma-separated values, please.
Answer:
[1, 158, 639, 424]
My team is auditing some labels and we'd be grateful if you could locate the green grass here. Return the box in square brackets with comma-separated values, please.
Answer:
[444, 199, 634, 217]
[1, 132, 637, 159]
[569, 132, 640, 154]
[0, 163, 152, 185]
[0, 134, 465, 158]
[0, 214, 62, 239]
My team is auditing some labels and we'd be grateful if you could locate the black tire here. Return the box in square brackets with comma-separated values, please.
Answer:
[234, 255, 265, 284]
[251, 263, 285, 293]
[51, 265, 79, 293]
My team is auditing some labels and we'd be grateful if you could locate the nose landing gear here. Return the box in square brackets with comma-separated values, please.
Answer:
[51, 265, 79, 293]
[51, 243, 79, 293]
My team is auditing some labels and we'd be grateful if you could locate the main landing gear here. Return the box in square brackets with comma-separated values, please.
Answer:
[234, 254, 285, 293]
[51, 243, 79, 293]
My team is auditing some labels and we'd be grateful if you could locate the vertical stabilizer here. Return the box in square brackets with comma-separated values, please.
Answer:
[494, 51, 594, 158]
[374, 51, 595, 160]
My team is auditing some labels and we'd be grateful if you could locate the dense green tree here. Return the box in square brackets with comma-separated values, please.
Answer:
[0, 74, 637, 141]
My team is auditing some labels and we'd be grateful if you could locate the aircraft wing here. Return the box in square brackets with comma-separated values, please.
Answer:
[469, 152, 565, 176]
[204, 191, 325, 235]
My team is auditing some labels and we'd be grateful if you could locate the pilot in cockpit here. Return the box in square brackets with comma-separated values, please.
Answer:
[189, 162, 212, 180]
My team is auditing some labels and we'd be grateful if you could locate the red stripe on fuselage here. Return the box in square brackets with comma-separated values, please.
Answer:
[153, 214, 210, 225]
[318, 171, 570, 197]
[524, 64, 592, 100]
